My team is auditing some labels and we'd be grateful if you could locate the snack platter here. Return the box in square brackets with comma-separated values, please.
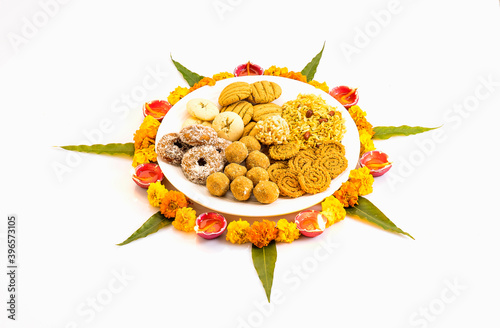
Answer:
[156, 76, 360, 217]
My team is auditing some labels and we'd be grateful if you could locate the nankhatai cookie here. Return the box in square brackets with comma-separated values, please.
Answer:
[218, 82, 252, 106]
[247, 81, 282, 104]
[221, 101, 253, 125]
[253, 103, 282, 122]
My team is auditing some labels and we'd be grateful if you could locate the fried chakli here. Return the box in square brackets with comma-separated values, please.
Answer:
[315, 141, 345, 157]
[288, 151, 316, 174]
[298, 167, 331, 194]
[314, 152, 348, 179]
[267, 162, 288, 183]
[269, 142, 300, 160]
[277, 171, 305, 198]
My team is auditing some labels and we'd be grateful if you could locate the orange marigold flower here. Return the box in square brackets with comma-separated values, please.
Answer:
[309, 80, 329, 93]
[348, 105, 374, 136]
[246, 220, 278, 248]
[133, 115, 160, 150]
[167, 86, 189, 105]
[283, 71, 308, 83]
[264, 65, 289, 76]
[160, 191, 189, 218]
[212, 72, 234, 81]
[333, 181, 359, 207]
[189, 77, 216, 92]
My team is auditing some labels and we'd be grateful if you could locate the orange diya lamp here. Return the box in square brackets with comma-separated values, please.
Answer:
[360, 150, 392, 177]
[142, 100, 172, 122]
[294, 210, 327, 237]
[234, 61, 264, 77]
[132, 163, 163, 188]
[329, 86, 359, 108]
[194, 212, 227, 240]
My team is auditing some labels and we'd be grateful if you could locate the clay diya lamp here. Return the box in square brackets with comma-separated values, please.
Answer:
[294, 210, 327, 237]
[329, 86, 359, 108]
[132, 163, 163, 188]
[142, 100, 172, 122]
[194, 212, 227, 240]
[360, 150, 392, 177]
[234, 61, 264, 77]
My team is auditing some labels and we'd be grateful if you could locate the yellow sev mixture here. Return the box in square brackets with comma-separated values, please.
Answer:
[281, 94, 346, 149]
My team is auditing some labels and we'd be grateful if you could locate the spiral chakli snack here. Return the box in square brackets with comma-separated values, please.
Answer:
[315, 141, 345, 157]
[277, 171, 305, 198]
[288, 151, 316, 174]
[267, 162, 288, 183]
[314, 152, 348, 179]
[269, 142, 300, 161]
[298, 167, 331, 194]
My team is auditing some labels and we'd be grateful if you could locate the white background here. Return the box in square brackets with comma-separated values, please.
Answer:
[1, 0, 499, 327]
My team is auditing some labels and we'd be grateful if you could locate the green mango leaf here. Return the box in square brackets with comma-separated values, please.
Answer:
[300, 41, 326, 82]
[117, 211, 173, 246]
[58, 143, 135, 156]
[252, 240, 278, 303]
[346, 197, 414, 239]
[372, 125, 439, 140]
[170, 54, 205, 87]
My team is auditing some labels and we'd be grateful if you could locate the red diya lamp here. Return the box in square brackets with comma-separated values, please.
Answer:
[294, 210, 327, 238]
[194, 212, 227, 240]
[132, 163, 163, 188]
[142, 100, 172, 122]
[359, 150, 392, 177]
[329, 86, 359, 108]
[234, 61, 264, 77]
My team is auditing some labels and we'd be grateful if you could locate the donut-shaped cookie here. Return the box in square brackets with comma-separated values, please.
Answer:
[210, 137, 232, 162]
[179, 124, 218, 146]
[181, 145, 225, 185]
[156, 133, 191, 165]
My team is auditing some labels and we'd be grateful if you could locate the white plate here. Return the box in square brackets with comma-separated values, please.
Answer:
[156, 76, 360, 217]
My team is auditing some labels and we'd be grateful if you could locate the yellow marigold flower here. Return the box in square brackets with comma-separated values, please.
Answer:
[132, 144, 157, 167]
[133, 115, 160, 150]
[160, 191, 189, 218]
[321, 196, 346, 227]
[348, 105, 374, 136]
[167, 86, 189, 105]
[264, 65, 289, 76]
[309, 80, 329, 93]
[275, 219, 300, 243]
[359, 129, 376, 155]
[172, 207, 197, 232]
[147, 181, 168, 207]
[226, 219, 250, 244]
[283, 71, 307, 83]
[189, 77, 216, 92]
[212, 72, 234, 81]
[349, 167, 374, 196]
[246, 220, 278, 248]
[333, 181, 359, 207]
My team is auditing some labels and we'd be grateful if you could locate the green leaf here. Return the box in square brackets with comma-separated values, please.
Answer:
[58, 143, 135, 156]
[372, 125, 439, 140]
[117, 211, 172, 246]
[300, 41, 326, 82]
[346, 197, 414, 239]
[170, 54, 204, 87]
[251, 240, 278, 302]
